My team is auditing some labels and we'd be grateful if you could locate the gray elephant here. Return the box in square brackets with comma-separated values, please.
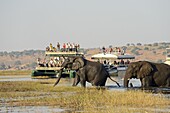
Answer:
[124, 61, 170, 87]
[54, 57, 120, 87]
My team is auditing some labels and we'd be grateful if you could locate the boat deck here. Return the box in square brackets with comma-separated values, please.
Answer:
[45, 51, 84, 56]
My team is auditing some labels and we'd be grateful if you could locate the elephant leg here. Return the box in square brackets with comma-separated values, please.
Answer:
[141, 76, 153, 87]
[92, 78, 107, 86]
[140, 78, 143, 87]
[165, 77, 170, 87]
[72, 74, 80, 86]
[80, 79, 86, 87]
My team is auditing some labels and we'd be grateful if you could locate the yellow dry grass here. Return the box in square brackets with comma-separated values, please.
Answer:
[0, 70, 32, 75]
[0, 81, 169, 113]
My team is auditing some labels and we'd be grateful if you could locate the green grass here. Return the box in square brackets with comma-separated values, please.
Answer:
[0, 70, 32, 75]
[0, 81, 169, 112]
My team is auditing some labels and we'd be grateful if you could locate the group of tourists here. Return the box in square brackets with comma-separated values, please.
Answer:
[37, 57, 63, 67]
[102, 59, 130, 66]
[46, 42, 80, 52]
[113, 59, 130, 65]
[102, 46, 125, 55]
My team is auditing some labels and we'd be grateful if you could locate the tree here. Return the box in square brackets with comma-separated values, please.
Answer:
[136, 43, 142, 46]
[144, 47, 149, 50]
[153, 43, 158, 46]
[131, 43, 135, 46]
[126, 43, 130, 46]
[14, 60, 21, 66]
[0, 63, 6, 70]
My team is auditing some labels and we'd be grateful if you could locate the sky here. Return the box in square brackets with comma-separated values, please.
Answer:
[0, 0, 170, 52]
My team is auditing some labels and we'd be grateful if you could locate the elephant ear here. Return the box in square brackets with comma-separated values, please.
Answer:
[74, 57, 85, 68]
[138, 61, 153, 78]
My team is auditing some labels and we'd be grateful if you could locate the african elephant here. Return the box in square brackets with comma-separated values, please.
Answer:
[54, 57, 120, 87]
[124, 61, 170, 88]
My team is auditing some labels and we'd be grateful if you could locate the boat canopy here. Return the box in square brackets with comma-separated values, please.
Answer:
[91, 53, 118, 59]
[91, 53, 135, 60]
[165, 61, 170, 65]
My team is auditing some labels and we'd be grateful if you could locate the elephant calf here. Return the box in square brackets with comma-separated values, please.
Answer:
[124, 61, 170, 87]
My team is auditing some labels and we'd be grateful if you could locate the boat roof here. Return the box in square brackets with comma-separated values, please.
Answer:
[91, 53, 135, 59]
[45, 51, 84, 57]
[91, 53, 118, 59]
[164, 61, 170, 65]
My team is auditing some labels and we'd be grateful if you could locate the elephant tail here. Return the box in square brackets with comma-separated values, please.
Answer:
[108, 76, 120, 87]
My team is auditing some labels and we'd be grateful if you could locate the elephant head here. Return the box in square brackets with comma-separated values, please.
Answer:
[72, 57, 85, 70]
[124, 61, 153, 87]
[61, 57, 74, 69]
[53, 57, 83, 86]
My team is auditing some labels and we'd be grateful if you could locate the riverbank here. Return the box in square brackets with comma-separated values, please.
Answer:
[0, 70, 32, 75]
[0, 80, 170, 112]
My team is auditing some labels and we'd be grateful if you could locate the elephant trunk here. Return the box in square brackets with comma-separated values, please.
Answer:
[124, 76, 130, 87]
[53, 69, 63, 87]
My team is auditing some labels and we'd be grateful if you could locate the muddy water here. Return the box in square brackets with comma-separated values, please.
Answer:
[0, 71, 170, 112]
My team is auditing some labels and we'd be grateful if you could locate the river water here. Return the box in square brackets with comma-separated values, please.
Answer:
[0, 71, 170, 112]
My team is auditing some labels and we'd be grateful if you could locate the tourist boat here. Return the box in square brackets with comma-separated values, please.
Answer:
[91, 52, 135, 73]
[32, 51, 84, 78]
[116, 54, 135, 71]
[164, 48, 170, 65]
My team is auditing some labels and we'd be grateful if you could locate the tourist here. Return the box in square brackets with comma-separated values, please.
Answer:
[53, 57, 58, 67]
[57, 42, 60, 51]
[102, 46, 106, 55]
[75, 44, 78, 52]
[68, 42, 71, 52]
[63, 43, 66, 52]
[46, 46, 50, 51]
[49, 58, 54, 67]
[53, 47, 57, 52]
[42, 58, 48, 67]
[120, 59, 124, 64]
[110, 47, 113, 54]
[37, 58, 44, 67]
[49, 43, 53, 52]
[66, 43, 69, 52]
[114, 61, 118, 65]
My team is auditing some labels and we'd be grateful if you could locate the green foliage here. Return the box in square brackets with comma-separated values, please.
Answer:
[136, 43, 142, 46]
[0, 62, 6, 70]
[126, 43, 130, 46]
[153, 43, 158, 46]
[144, 47, 149, 50]
[29, 62, 37, 68]
[163, 52, 167, 55]
[0, 50, 45, 57]
[14, 60, 21, 65]
[131, 47, 141, 55]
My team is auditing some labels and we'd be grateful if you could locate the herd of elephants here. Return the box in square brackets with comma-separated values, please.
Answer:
[53, 57, 170, 88]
